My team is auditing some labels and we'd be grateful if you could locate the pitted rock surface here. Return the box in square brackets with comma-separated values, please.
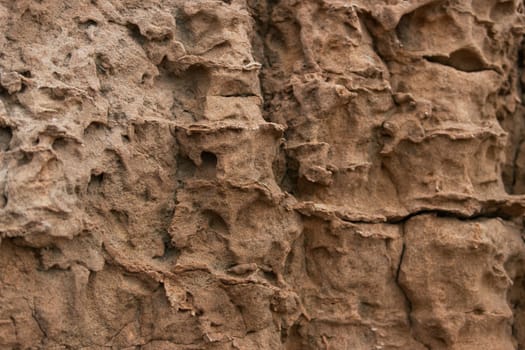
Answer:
[0, 1, 525, 349]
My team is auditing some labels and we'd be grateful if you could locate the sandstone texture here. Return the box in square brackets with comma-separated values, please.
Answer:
[1, 0, 525, 349]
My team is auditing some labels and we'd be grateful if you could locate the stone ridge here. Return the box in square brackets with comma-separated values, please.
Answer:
[0, 0, 524, 349]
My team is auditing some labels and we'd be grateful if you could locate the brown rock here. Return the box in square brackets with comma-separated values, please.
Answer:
[0, 0, 524, 349]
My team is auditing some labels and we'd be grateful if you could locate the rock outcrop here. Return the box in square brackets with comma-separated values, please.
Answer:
[0, 0, 525, 349]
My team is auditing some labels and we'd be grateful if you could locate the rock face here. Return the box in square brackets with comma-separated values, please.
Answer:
[0, 0, 525, 349]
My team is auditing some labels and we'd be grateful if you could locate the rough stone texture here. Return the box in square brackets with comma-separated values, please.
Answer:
[0, 0, 525, 349]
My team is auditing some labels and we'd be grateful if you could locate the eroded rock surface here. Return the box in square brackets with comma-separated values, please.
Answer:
[0, 0, 525, 349]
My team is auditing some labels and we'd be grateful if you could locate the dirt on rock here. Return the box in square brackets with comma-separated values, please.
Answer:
[0, 0, 525, 349]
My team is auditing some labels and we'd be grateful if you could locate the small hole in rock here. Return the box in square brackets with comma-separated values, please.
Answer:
[52, 137, 68, 151]
[490, 1, 515, 20]
[88, 172, 104, 193]
[199, 151, 217, 177]
[176, 154, 196, 180]
[64, 53, 72, 65]
[155, 236, 180, 261]
[141, 73, 151, 84]
[424, 48, 487, 72]
[95, 54, 113, 76]
[263, 269, 278, 283]
[126, 23, 146, 45]
[201, 151, 217, 167]
[19, 70, 31, 78]
[358, 301, 375, 317]
[280, 156, 299, 195]
[203, 209, 228, 234]
[78, 19, 98, 29]
[17, 152, 32, 166]
[473, 307, 484, 315]
[83, 121, 106, 136]
[0, 126, 13, 151]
